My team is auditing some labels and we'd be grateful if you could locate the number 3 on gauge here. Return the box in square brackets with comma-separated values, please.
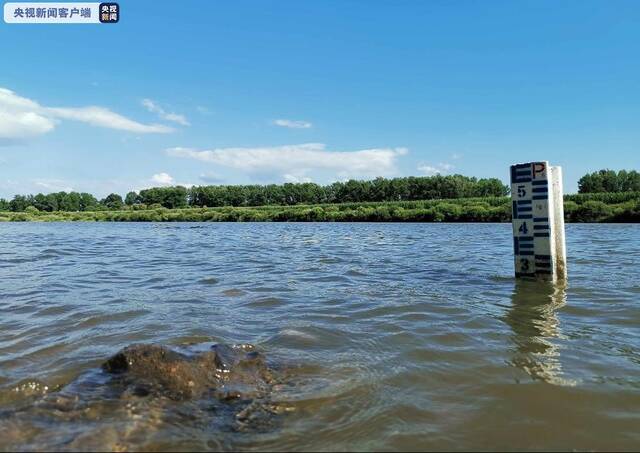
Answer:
[520, 258, 530, 271]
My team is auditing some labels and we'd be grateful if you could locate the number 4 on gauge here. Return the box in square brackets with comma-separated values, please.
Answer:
[518, 222, 528, 234]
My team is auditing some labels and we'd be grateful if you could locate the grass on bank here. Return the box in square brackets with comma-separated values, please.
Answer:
[0, 192, 639, 223]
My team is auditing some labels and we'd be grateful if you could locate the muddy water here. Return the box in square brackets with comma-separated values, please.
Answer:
[0, 223, 638, 451]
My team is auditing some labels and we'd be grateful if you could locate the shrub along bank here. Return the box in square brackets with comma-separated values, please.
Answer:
[0, 193, 638, 222]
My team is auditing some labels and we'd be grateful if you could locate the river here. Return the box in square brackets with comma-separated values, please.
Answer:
[0, 222, 638, 451]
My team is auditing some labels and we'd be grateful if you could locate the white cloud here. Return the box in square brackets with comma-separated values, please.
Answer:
[418, 162, 455, 176]
[417, 165, 439, 176]
[0, 109, 56, 139]
[0, 89, 56, 139]
[283, 173, 313, 183]
[142, 99, 190, 126]
[0, 178, 76, 197]
[48, 106, 173, 134]
[0, 87, 173, 141]
[273, 119, 312, 129]
[451, 153, 462, 160]
[34, 179, 74, 192]
[151, 172, 175, 186]
[167, 143, 408, 180]
[147, 172, 193, 189]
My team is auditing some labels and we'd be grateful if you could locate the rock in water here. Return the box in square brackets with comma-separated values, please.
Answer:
[0, 343, 287, 451]
[102, 343, 272, 401]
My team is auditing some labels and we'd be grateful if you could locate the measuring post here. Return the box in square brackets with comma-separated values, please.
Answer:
[510, 161, 567, 281]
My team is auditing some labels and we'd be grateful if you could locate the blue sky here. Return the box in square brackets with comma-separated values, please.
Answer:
[1, 0, 639, 198]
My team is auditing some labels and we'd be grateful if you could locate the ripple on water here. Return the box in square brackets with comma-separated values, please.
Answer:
[245, 297, 287, 309]
[75, 309, 151, 329]
[0, 222, 639, 451]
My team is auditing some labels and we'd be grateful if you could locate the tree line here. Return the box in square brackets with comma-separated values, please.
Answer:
[0, 170, 637, 213]
[2, 192, 638, 223]
[0, 175, 508, 212]
[578, 169, 640, 193]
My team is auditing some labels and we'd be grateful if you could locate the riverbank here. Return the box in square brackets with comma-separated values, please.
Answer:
[1, 193, 638, 222]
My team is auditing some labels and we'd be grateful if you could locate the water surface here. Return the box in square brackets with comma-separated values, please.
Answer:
[0, 223, 638, 451]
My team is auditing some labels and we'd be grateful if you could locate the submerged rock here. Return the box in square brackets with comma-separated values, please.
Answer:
[101, 343, 273, 401]
[0, 343, 288, 451]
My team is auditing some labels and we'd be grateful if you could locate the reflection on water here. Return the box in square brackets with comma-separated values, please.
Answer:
[504, 281, 572, 385]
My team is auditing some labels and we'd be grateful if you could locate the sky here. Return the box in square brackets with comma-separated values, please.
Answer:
[0, 0, 639, 198]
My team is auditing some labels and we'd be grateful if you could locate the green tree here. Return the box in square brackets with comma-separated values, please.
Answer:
[79, 193, 98, 211]
[578, 169, 640, 193]
[59, 192, 81, 211]
[573, 200, 613, 222]
[101, 193, 124, 210]
[125, 191, 140, 206]
[9, 195, 31, 212]
[139, 187, 188, 208]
